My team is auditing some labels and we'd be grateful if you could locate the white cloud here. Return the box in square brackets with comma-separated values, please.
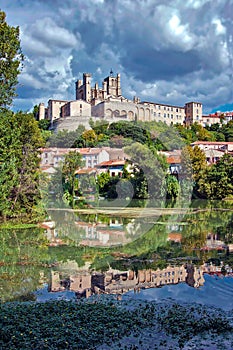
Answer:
[2, 0, 233, 113]
[185, 0, 211, 9]
[212, 18, 226, 35]
[167, 13, 194, 50]
[29, 17, 78, 48]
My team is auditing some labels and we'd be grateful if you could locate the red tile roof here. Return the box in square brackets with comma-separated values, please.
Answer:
[97, 159, 126, 167]
[75, 168, 97, 175]
[192, 141, 233, 145]
[166, 156, 181, 164]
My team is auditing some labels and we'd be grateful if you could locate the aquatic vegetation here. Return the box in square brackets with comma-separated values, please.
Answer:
[156, 303, 232, 348]
[0, 300, 153, 349]
[0, 300, 232, 349]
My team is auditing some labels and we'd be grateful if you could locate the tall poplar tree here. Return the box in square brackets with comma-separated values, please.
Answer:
[0, 111, 44, 219]
[0, 10, 44, 220]
[0, 10, 24, 109]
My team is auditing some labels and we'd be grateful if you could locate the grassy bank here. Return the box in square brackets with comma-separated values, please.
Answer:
[0, 298, 232, 349]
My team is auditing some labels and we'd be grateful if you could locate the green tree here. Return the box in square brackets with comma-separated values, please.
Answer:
[166, 174, 180, 199]
[124, 143, 168, 199]
[48, 126, 85, 147]
[38, 119, 50, 130]
[198, 154, 233, 199]
[0, 111, 44, 219]
[97, 172, 111, 197]
[191, 122, 214, 141]
[181, 145, 207, 198]
[62, 151, 84, 206]
[82, 129, 98, 147]
[33, 104, 39, 120]
[0, 11, 24, 109]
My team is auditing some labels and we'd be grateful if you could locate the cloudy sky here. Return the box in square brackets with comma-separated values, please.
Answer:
[1, 0, 233, 113]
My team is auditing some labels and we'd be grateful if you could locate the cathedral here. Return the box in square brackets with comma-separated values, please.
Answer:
[38, 71, 202, 131]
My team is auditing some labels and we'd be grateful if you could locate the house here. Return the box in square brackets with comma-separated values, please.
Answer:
[96, 159, 126, 177]
[79, 148, 109, 168]
[202, 111, 233, 126]
[191, 141, 233, 152]
[166, 155, 181, 175]
[204, 148, 225, 164]
[40, 147, 110, 169]
[159, 150, 182, 175]
[190, 141, 233, 163]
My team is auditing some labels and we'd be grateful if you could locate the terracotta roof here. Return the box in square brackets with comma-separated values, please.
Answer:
[166, 156, 181, 164]
[168, 233, 182, 242]
[41, 147, 105, 155]
[79, 148, 103, 155]
[97, 159, 126, 167]
[192, 141, 233, 145]
[75, 168, 97, 175]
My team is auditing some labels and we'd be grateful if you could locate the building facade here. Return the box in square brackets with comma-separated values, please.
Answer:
[39, 71, 203, 130]
[185, 101, 203, 126]
[40, 147, 110, 169]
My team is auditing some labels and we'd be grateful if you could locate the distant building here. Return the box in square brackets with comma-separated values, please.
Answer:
[40, 147, 110, 169]
[96, 159, 126, 177]
[202, 111, 233, 127]
[39, 71, 233, 130]
[191, 141, 233, 152]
[38, 71, 201, 130]
[185, 101, 203, 126]
[190, 141, 233, 164]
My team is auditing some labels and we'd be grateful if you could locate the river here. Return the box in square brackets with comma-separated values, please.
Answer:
[0, 200, 233, 309]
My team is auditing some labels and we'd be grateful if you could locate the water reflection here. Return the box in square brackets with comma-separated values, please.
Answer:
[0, 200, 233, 305]
[48, 262, 233, 299]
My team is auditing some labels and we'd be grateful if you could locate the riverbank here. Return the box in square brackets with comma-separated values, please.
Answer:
[1, 296, 232, 349]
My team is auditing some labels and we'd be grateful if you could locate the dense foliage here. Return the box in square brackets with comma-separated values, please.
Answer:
[0, 11, 24, 109]
[51, 151, 84, 206]
[0, 111, 44, 219]
[181, 145, 233, 199]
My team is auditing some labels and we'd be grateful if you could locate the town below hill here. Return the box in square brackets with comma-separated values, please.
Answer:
[38, 119, 233, 209]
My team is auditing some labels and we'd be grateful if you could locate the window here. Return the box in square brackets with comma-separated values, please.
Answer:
[164, 113, 166, 118]
[154, 112, 156, 116]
